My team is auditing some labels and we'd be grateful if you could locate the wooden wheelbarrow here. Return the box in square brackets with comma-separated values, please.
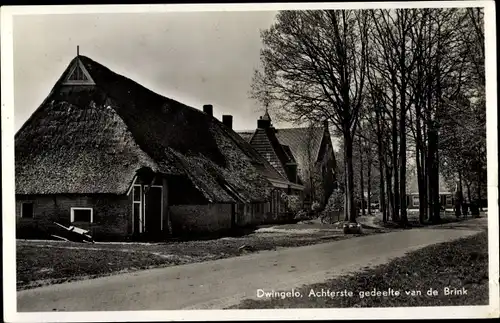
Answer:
[52, 222, 95, 243]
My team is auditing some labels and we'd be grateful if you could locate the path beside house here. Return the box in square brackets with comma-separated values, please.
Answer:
[17, 217, 486, 312]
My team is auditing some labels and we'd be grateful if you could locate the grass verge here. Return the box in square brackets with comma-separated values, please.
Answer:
[231, 231, 489, 308]
[16, 246, 169, 290]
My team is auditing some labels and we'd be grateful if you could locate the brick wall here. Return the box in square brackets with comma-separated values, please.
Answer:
[235, 202, 269, 226]
[169, 204, 232, 233]
[16, 194, 131, 240]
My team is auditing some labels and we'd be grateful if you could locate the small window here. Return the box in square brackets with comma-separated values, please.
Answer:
[21, 202, 34, 219]
[62, 60, 95, 86]
[413, 196, 420, 207]
[71, 208, 93, 223]
[446, 195, 452, 206]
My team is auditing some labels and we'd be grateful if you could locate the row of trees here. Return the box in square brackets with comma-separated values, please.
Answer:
[251, 7, 486, 225]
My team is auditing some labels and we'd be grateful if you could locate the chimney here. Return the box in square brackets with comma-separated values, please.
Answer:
[222, 115, 233, 129]
[203, 104, 213, 116]
[257, 117, 271, 129]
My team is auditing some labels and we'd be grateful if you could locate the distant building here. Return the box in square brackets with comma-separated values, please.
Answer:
[406, 170, 454, 209]
[15, 54, 297, 241]
[238, 112, 337, 208]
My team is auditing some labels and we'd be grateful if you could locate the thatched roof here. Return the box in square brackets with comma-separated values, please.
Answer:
[15, 55, 289, 203]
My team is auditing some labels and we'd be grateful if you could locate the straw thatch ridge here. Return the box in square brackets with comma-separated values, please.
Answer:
[15, 55, 288, 202]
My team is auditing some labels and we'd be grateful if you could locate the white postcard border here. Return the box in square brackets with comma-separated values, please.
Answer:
[2, 1, 498, 322]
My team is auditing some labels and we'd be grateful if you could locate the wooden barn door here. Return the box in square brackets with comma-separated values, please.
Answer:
[145, 186, 163, 237]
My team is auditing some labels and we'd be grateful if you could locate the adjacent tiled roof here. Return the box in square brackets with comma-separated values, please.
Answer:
[274, 127, 325, 173]
[281, 145, 296, 164]
[247, 127, 296, 178]
[237, 126, 326, 184]
[237, 131, 254, 143]
[15, 55, 289, 203]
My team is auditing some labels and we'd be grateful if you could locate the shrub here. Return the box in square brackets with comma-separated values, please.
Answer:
[311, 201, 322, 212]
[324, 189, 344, 212]
[294, 209, 309, 220]
[280, 192, 303, 214]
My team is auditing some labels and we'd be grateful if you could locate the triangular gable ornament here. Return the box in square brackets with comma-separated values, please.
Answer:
[62, 59, 96, 86]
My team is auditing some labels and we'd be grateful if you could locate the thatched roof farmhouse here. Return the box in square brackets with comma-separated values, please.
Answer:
[15, 54, 296, 240]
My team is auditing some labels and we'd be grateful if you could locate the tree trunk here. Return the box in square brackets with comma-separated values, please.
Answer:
[427, 125, 441, 223]
[421, 119, 428, 221]
[344, 153, 348, 221]
[398, 25, 408, 227]
[424, 16, 434, 223]
[391, 84, 400, 222]
[415, 91, 427, 223]
[359, 136, 365, 216]
[477, 172, 482, 211]
[432, 24, 443, 223]
[426, 126, 435, 222]
[413, 25, 427, 224]
[466, 181, 472, 204]
[380, 161, 387, 222]
[435, 143, 441, 222]
[458, 170, 464, 194]
[426, 152, 433, 222]
[367, 155, 372, 215]
[399, 100, 408, 226]
[344, 131, 356, 223]
[385, 164, 394, 222]
[455, 170, 463, 217]
[376, 109, 387, 222]
[416, 143, 426, 224]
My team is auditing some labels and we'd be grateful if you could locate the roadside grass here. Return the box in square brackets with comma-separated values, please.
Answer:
[17, 246, 169, 290]
[17, 225, 387, 290]
[231, 231, 489, 308]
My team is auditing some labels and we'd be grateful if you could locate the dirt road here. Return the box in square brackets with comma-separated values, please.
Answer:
[17, 218, 486, 311]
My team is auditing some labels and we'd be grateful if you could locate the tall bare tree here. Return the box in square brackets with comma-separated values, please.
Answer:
[251, 8, 485, 225]
[251, 10, 370, 223]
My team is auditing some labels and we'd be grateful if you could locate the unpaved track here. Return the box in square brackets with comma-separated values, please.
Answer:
[17, 218, 486, 311]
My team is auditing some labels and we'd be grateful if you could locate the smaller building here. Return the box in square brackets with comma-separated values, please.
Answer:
[238, 111, 337, 209]
[406, 171, 454, 209]
[218, 113, 304, 223]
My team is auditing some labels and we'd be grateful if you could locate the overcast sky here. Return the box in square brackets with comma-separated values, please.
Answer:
[13, 11, 289, 132]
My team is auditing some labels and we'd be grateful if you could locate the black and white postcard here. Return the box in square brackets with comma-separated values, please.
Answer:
[2, 1, 498, 321]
